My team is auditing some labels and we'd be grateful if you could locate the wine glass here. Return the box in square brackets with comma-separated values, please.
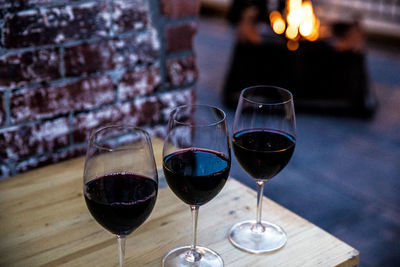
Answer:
[83, 125, 158, 267]
[228, 85, 296, 253]
[162, 104, 231, 267]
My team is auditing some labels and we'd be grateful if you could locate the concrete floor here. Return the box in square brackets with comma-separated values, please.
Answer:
[195, 16, 400, 266]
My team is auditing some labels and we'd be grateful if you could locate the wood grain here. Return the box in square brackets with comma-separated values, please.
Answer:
[0, 139, 359, 266]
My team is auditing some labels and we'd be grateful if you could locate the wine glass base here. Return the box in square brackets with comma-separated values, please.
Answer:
[228, 220, 287, 254]
[162, 245, 224, 267]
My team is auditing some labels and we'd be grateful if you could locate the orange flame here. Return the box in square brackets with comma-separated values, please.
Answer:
[270, 11, 286, 35]
[270, 0, 320, 49]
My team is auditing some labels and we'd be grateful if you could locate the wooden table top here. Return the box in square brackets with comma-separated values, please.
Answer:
[0, 138, 359, 266]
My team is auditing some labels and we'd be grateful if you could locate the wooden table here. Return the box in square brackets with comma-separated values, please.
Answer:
[0, 139, 359, 266]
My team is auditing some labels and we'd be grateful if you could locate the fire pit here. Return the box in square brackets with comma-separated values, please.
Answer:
[223, 0, 376, 117]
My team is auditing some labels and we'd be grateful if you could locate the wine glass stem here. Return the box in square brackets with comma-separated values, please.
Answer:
[254, 180, 265, 232]
[186, 205, 201, 262]
[117, 235, 126, 267]
[191, 205, 199, 250]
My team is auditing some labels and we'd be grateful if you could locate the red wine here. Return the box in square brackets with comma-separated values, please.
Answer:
[163, 148, 230, 206]
[84, 172, 157, 236]
[232, 129, 295, 180]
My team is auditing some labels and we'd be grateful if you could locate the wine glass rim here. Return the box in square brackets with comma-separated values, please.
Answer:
[90, 125, 151, 152]
[241, 85, 293, 105]
[172, 104, 226, 127]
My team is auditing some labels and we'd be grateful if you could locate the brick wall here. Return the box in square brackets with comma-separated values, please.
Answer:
[0, 0, 201, 178]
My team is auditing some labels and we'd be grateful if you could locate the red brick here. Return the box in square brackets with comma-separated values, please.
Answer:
[0, 1, 81, 10]
[166, 55, 198, 87]
[16, 145, 85, 173]
[10, 76, 114, 123]
[2, 2, 110, 48]
[9, 123, 165, 176]
[0, 117, 70, 160]
[73, 106, 123, 144]
[134, 96, 160, 126]
[64, 40, 115, 76]
[118, 31, 160, 65]
[158, 87, 197, 122]
[166, 22, 197, 53]
[118, 65, 161, 100]
[0, 48, 61, 90]
[64, 31, 160, 76]
[160, 0, 201, 18]
[73, 96, 160, 143]
[112, 0, 149, 34]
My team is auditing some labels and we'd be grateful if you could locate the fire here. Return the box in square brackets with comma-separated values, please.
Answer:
[285, 25, 298, 40]
[270, 11, 286, 35]
[269, 0, 320, 49]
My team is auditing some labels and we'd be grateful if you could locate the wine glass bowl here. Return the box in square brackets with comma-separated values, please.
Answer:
[228, 85, 296, 254]
[83, 126, 158, 266]
[162, 105, 231, 267]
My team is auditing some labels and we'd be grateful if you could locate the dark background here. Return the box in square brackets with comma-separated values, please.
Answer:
[195, 13, 400, 266]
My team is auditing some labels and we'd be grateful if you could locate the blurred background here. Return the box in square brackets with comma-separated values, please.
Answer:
[196, 0, 400, 266]
[0, 0, 399, 265]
